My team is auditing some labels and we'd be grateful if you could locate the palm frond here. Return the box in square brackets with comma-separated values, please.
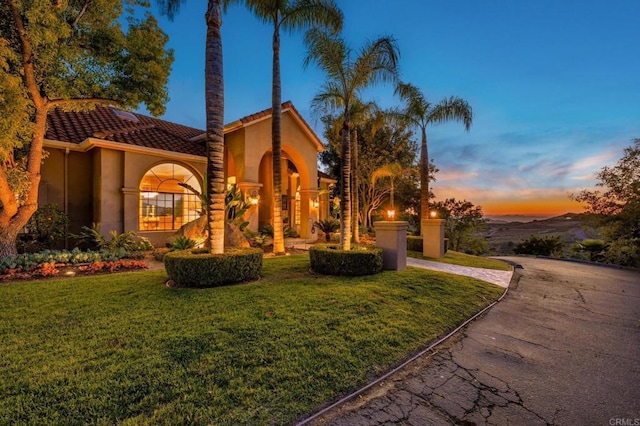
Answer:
[394, 81, 430, 128]
[427, 96, 473, 131]
[156, 0, 186, 20]
[371, 162, 404, 185]
[282, 0, 343, 34]
[310, 83, 345, 116]
[352, 36, 400, 89]
[242, 0, 278, 24]
[303, 28, 348, 79]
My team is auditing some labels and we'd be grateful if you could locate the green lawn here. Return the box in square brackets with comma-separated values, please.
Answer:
[408, 250, 513, 271]
[0, 255, 503, 425]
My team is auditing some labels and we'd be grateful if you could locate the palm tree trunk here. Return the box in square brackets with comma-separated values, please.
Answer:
[340, 113, 351, 251]
[205, 0, 225, 254]
[351, 127, 359, 243]
[420, 126, 429, 224]
[271, 22, 285, 255]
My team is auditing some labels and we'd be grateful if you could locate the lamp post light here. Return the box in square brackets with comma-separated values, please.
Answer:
[422, 209, 445, 258]
[386, 209, 396, 220]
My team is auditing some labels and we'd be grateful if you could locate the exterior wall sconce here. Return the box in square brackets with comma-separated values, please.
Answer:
[248, 190, 259, 206]
[386, 209, 396, 220]
[430, 210, 438, 219]
[312, 199, 319, 209]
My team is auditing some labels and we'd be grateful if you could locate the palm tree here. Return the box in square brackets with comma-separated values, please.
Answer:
[305, 29, 399, 250]
[371, 162, 412, 214]
[202, 1, 227, 254]
[160, 0, 237, 254]
[244, 0, 342, 255]
[324, 101, 381, 243]
[348, 100, 382, 243]
[395, 82, 473, 223]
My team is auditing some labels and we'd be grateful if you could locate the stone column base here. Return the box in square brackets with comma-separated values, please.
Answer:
[421, 219, 446, 258]
[374, 221, 408, 270]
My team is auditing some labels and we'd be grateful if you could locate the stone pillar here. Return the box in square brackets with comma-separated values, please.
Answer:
[238, 182, 262, 232]
[374, 221, 408, 270]
[422, 219, 446, 258]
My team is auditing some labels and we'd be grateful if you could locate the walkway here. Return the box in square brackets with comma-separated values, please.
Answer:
[406, 257, 514, 288]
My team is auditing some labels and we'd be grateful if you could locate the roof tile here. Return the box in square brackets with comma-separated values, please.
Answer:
[46, 106, 205, 156]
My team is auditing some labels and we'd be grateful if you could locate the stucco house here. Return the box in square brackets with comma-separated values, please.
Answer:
[41, 101, 335, 247]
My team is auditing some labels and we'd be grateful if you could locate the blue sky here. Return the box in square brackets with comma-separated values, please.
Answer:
[143, 0, 640, 216]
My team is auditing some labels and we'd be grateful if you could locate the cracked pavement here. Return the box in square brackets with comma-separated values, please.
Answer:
[306, 257, 640, 425]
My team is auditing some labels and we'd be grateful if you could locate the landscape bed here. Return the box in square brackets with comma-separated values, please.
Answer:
[0, 254, 503, 425]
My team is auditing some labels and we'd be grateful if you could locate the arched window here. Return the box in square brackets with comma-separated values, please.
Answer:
[139, 163, 202, 231]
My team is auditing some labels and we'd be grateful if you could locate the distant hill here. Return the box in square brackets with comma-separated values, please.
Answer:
[481, 212, 598, 255]
[486, 214, 552, 223]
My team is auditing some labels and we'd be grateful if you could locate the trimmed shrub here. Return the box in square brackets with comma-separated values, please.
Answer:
[164, 247, 263, 287]
[309, 244, 383, 276]
[407, 236, 423, 252]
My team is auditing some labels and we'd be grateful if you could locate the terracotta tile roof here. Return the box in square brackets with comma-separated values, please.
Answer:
[235, 100, 306, 128]
[46, 106, 206, 156]
[230, 101, 324, 151]
[46, 101, 324, 157]
[318, 170, 335, 180]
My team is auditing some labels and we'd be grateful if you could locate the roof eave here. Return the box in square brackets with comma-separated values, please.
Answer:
[43, 138, 207, 163]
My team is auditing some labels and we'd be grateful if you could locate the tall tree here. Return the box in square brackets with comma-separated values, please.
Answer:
[349, 100, 381, 243]
[572, 139, 640, 266]
[159, 0, 239, 254]
[319, 111, 419, 229]
[432, 198, 486, 252]
[323, 101, 381, 242]
[0, 0, 173, 257]
[203, 1, 227, 254]
[305, 29, 399, 250]
[244, 0, 342, 254]
[395, 82, 473, 223]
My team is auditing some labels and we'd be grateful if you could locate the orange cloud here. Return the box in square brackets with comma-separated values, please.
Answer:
[479, 198, 585, 216]
[433, 185, 587, 216]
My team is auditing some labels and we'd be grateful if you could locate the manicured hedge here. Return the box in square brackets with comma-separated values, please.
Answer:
[407, 236, 423, 252]
[309, 244, 383, 276]
[164, 247, 263, 287]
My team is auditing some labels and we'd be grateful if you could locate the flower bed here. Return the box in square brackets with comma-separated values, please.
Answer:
[0, 248, 148, 281]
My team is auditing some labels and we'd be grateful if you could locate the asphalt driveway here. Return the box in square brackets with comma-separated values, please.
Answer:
[307, 257, 640, 425]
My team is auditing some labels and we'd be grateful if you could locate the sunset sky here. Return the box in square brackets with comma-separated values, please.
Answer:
[142, 0, 640, 218]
